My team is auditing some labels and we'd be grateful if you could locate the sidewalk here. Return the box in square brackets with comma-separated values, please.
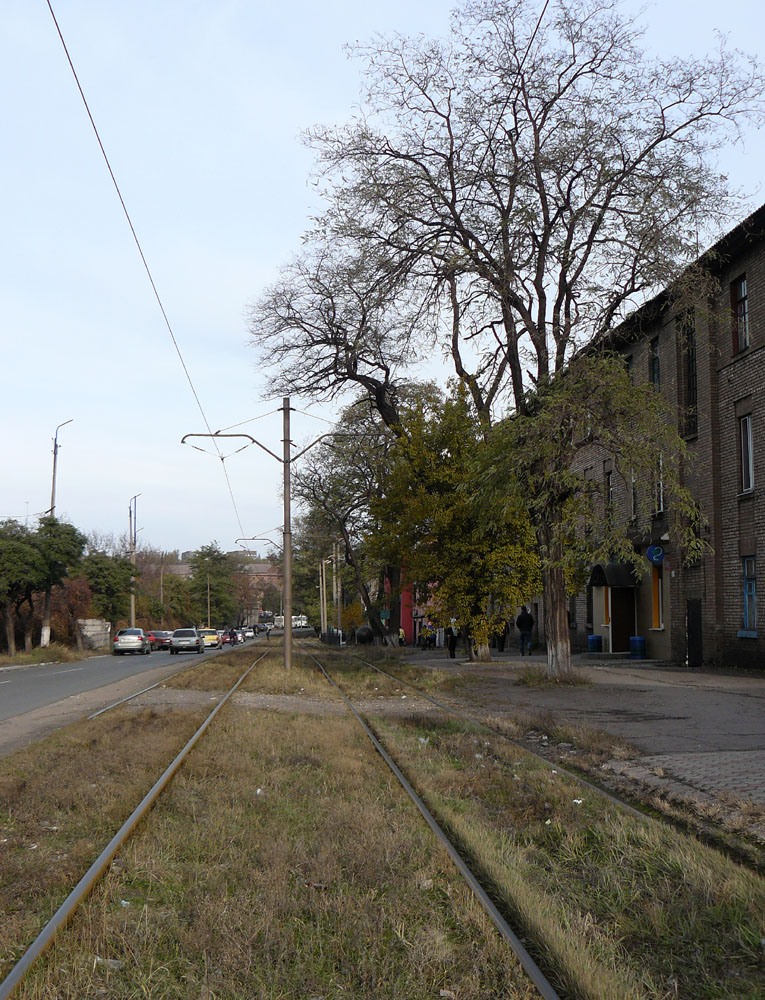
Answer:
[397, 645, 765, 809]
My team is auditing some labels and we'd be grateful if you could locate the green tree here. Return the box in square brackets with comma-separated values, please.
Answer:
[481, 352, 707, 666]
[188, 543, 238, 626]
[372, 388, 540, 659]
[81, 552, 135, 633]
[253, 0, 763, 674]
[0, 521, 47, 655]
[37, 516, 86, 647]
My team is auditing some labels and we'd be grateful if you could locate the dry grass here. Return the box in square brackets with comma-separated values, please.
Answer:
[8, 709, 538, 1000]
[0, 644, 102, 669]
[513, 663, 590, 687]
[3, 650, 764, 1000]
[0, 706, 209, 973]
[373, 714, 765, 1000]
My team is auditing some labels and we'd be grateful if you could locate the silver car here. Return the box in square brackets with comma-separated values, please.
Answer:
[170, 628, 205, 654]
[113, 628, 151, 656]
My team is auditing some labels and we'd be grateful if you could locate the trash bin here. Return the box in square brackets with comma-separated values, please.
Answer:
[629, 636, 646, 659]
[587, 634, 603, 653]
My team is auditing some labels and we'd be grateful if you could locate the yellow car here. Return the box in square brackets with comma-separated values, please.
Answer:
[198, 628, 221, 649]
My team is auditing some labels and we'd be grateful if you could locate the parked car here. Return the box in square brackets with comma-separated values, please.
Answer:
[198, 628, 221, 649]
[146, 630, 173, 651]
[113, 628, 151, 656]
[170, 628, 205, 654]
[244, 627, 254, 639]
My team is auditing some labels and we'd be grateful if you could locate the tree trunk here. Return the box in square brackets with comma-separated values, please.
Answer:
[2, 605, 16, 657]
[40, 586, 52, 648]
[541, 561, 572, 678]
[345, 537, 388, 642]
[471, 642, 492, 662]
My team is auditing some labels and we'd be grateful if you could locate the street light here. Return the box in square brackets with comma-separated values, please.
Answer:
[48, 419, 73, 516]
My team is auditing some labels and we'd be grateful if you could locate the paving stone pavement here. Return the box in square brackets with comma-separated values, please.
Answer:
[606, 749, 765, 805]
[400, 645, 765, 811]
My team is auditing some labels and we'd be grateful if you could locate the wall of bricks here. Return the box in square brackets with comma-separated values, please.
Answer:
[562, 206, 765, 667]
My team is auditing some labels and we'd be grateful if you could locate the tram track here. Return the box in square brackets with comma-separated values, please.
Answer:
[297, 641, 765, 1000]
[0, 649, 272, 1000]
[2, 641, 762, 999]
[302, 645, 564, 1000]
[313, 643, 765, 870]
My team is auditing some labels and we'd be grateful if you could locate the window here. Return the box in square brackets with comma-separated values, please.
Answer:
[649, 337, 660, 388]
[604, 465, 614, 521]
[630, 468, 638, 520]
[731, 275, 749, 352]
[679, 312, 697, 436]
[654, 455, 665, 515]
[740, 414, 754, 493]
[651, 564, 664, 629]
[742, 557, 757, 634]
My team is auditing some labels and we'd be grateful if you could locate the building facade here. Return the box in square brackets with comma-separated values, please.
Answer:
[570, 206, 764, 667]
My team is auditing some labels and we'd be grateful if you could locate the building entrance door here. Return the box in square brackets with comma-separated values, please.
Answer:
[610, 588, 635, 652]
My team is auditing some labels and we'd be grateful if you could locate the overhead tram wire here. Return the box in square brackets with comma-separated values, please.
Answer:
[44, 0, 250, 548]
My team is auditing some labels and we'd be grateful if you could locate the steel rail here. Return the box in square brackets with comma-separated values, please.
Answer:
[331, 645, 651, 825]
[304, 649, 563, 1000]
[0, 650, 271, 1000]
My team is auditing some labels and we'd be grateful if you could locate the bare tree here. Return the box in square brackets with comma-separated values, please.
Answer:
[283, 0, 763, 675]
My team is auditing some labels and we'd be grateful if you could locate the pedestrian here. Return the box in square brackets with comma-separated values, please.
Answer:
[229, 627, 238, 646]
[516, 606, 534, 656]
[447, 618, 459, 659]
[399, 626, 406, 645]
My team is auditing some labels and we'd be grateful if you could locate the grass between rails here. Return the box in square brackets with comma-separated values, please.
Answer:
[2, 646, 764, 999]
[0, 705, 209, 973]
[5, 707, 537, 999]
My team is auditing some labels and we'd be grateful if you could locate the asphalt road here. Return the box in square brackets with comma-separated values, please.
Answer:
[0, 643, 236, 722]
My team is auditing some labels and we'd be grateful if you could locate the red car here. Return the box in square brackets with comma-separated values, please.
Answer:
[146, 630, 173, 651]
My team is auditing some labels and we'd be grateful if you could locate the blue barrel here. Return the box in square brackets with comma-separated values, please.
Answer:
[629, 636, 646, 659]
[587, 634, 603, 653]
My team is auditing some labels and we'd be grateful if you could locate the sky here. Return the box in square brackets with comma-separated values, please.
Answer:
[2, 0, 763, 557]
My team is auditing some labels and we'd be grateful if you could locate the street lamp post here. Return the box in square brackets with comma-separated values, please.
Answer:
[40, 419, 73, 648]
[49, 419, 73, 517]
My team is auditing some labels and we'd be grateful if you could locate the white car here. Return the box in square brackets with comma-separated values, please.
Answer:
[170, 628, 205, 654]
[113, 628, 151, 656]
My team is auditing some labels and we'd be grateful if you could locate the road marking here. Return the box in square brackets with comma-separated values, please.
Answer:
[0, 680, 11, 685]
[47, 667, 85, 677]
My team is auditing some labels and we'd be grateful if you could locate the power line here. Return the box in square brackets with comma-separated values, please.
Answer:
[44, 0, 249, 543]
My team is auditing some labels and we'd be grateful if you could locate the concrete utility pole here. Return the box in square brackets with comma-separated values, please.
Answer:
[129, 494, 141, 628]
[282, 398, 293, 671]
[40, 419, 73, 648]
[334, 540, 342, 632]
[183, 397, 343, 671]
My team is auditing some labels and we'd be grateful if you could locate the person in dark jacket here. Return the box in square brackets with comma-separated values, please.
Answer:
[447, 619, 459, 659]
[516, 606, 534, 655]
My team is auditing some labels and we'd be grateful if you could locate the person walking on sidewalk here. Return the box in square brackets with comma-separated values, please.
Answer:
[516, 606, 534, 655]
[447, 619, 459, 659]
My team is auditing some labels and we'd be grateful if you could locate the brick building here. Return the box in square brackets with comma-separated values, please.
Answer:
[569, 205, 764, 667]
